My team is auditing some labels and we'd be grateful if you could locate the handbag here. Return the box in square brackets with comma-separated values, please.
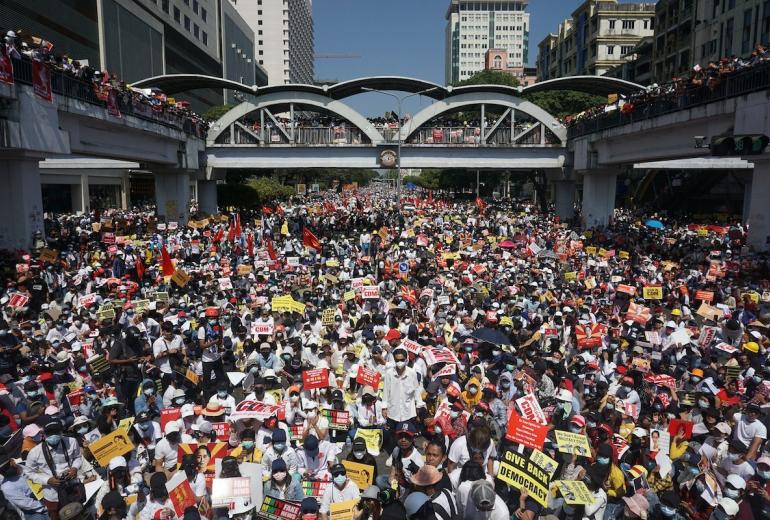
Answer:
[41, 439, 87, 506]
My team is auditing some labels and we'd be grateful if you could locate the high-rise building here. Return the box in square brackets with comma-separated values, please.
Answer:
[651, 0, 696, 82]
[535, 0, 655, 81]
[445, 0, 530, 85]
[693, 0, 770, 66]
[0, 0, 268, 111]
[232, 0, 314, 85]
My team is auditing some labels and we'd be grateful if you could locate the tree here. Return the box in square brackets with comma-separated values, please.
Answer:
[523, 90, 605, 119]
[201, 104, 234, 122]
[452, 69, 520, 88]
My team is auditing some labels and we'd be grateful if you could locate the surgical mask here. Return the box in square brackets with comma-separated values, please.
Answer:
[273, 471, 287, 481]
[492, 350, 501, 356]
[597, 456, 610, 465]
[434, 426, 442, 434]
[501, 381, 511, 389]
[27, 391, 40, 398]
[691, 377, 701, 384]
[273, 443, 286, 452]
[333, 475, 347, 486]
[395, 361, 406, 369]
[605, 403, 614, 411]
[353, 450, 366, 460]
[45, 435, 61, 446]
[468, 387, 478, 395]
[724, 488, 740, 499]
[660, 505, 677, 517]
[506, 364, 515, 372]
[569, 426, 582, 433]
[698, 400, 709, 409]
[587, 421, 597, 428]
[450, 410, 460, 419]
[143, 388, 154, 396]
[758, 470, 770, 480]
[218, 391, 228, 398]
[174, 398, 186, 406]
[290, 395, 299, 403]
[77, 426, 89, 435]
[307, 411, 317, 419]
[242, 441, 255, 450]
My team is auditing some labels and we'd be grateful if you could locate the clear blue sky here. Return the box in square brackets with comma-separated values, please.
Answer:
[313, 0, 640, 116]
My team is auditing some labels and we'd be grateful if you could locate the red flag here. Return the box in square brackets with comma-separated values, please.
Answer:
[0, 46, 13, 85]
[234, 213, 242, 237]
[275, 206, 285, 216]
[227, 222, 235, 243]
[427, 191, 434, 205]
[246, 232, 254, 257]
[160, 245, 175, 276]
[401, 285, 417, 305]
[262, 206, 273, 215]
[267, 239, 277, 261]
[303, 228, 321, 250]
[475, 196, 487, 212]
[135, 258, 145, 280]
[32, 60, 52, 102]
[213, 227, 224, 243]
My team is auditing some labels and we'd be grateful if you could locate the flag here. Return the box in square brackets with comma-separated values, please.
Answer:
[475, 197, 487, 212]
[267, 239, 277, 261]
[427, 190, 433, 205]
[0, 45, 13, 85]
[401, 285, 417, 305]
[227, 222, 235, 243]
[213, 227, 224, 243]
[246, 232, 254, 257]
[234, 213, 242, 237]
[160, 245, 175, 277]
[135, 258, 145, 280]
[303, 228, 321, 250]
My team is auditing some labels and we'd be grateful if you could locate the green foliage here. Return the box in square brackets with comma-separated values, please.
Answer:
[523, 90, 605, 119]
[452, 69, 520, 87]
[201, 104, 234, 122]
[217, 176, 293, 208]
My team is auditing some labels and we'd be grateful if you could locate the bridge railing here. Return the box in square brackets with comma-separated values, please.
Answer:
[567, 61, 770, 139]
[10, 58, 206, 138]
[251, 126, 366, 145]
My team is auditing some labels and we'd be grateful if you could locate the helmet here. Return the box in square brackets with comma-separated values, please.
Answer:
[204, 307, 220, 318]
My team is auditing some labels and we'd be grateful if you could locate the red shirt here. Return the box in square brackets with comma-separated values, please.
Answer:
[717, 388, 741, 407]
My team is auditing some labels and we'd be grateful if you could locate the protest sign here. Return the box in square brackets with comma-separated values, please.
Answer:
[329, 499, 358, 520]
[356, 366, 382, 388]
[668, 419, 694, 440]
[650, 429, 671, 455]
[301, 480, 329, 498]
[554, 480, 595, 505]
[695, 290, 714, 303]
[320, 409, 349, 431]
[211, 477, 251, 507]
[39, 248, 59, 263]
[302, 368, 329, 390]
[516, 393, 547, 425]
[343, 290, 356, 302]
[400, 339, 423, 355]
[341, 460, 375, 490]
[252, 323, 274, 336]
[554, 430, 592, 456]
[166, 471, 197, 517]
[212, 422, 231, 442]
[88, 428, 135, 466]
[258, 496, 301, 520]
[422, 347, 460, 366]
[431, 363, 456, 380]
[322, 308, 336, 326]
[506, 412, 548, 449]
[643, 286, 663, 300]
[230, 401, 284, 421]
[171, 269, 191, 287]
[8, 293, 29, 309]
[160, 407, 182, 431]
[361, 286, 380, 299]
[496, 448, 557, 506]
[354, 428, 382, 456]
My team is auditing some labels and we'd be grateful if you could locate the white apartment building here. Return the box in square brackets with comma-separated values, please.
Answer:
[694, 0, 770, 65]
[445, 0, 530, 85]
[232, 0, 314, 85]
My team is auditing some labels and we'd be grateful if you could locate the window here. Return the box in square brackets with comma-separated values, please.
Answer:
[622, 20, 636, 29]
[202, 31, 207, 45]
[184, 15, 190, 31]
[725, 17, 734, 55]
[609, 19, 616, 29]
[162, 0, 169, 12]
[643, 20, 649, 29]
[607, 45, 615, 55]
[493, 55, 502, 68]
[192, 0, 198, 14]
[193, 24, 199, 38]
[173, 6, 180, 22]
[621, 45, 633, 54]
[742, 9, 753, 53]
[201, 8, 207, 21]
[258, 40, 263, 45]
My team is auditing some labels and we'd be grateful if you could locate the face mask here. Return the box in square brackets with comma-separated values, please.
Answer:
[660, 505, 677, 517]
[450, 410, 459, 419]
[353, 450, 366, 460]
[569, 426, 582, 433]
[395, 361, 406, 369]
[139, 422, 151, 431]
[290, 395, 299, 403]
[492, 350, 501, 356]
[597, 456, 610, 465]
[691, 377, 701, 384]
[587, 421, 597, 428]
[208, 319, 217, 325]
[333, 475, 347, 486]
[698, 400, 709, 409]
[273, 443, 286, 452]
[46, 435, 61, 446]
[174, 398, 186, 406]
[273, 471, 287, 481]
[605, 403, 614, 411]
[434, 426, 442, 434]
[307, 411, 317, 419]
[724, 488, 740, 499]
[501, 381, 511, 389]
[758, 470, 770, 480]
[242, 441, 255, 450]
[27, 391, 39, 398]
[218, 391, 227, 398]
[506, 364, 515, 371]
[469, 387, 478, 395]
[143, 388, 154, 396]
[77, 426, 89, 435]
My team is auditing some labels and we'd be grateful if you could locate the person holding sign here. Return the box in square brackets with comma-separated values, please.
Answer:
[320, 464, 361, 520]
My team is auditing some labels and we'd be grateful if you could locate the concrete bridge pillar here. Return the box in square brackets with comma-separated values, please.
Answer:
[581, 170, 617, 228]
[197, 180, 218, 215]
[0, 156, 45, 250]
[154, 170, 190, 224]
[747, 160, 770, 251]
[553, 180, 576, 220]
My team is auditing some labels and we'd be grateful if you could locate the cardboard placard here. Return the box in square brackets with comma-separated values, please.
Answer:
[171, 269, 191, 287]
[88, 428, 136, 466]
[166, 471, 197, 517]
[554, 480, 596, 505]
[496, 448, 557, 507]
[356, 366, 382, 388]
[258, 496, 301, 520]
[642, 286, 663, 300]
[695, 290, 714, 303]
[341, 460, 375, 491]
[322, 308, 336, 326]
[506, 412, 549, 449]
[302, 368, 329, 390]
[211, 477, 251, 507]
[229, 401, 283, 421]
[554, 430, 592, 456]
[329, 499, 358, 520]
[343, 291, 356, 302]
[354, 428, 382, 457]
[361, 286, 380, 299]
[39, 248, 59, 263]
[320, 409, 350, 431]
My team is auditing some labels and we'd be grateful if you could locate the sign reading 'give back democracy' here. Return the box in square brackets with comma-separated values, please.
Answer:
[496, 447, 557, 506]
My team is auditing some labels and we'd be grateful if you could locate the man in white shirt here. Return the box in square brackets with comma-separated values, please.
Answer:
[154, 422, 186, 474]
[382, 347, 425, 451]
[319, 464, 360, 520]
[152, 321, 183, 376]
[734, 403, 768, 460]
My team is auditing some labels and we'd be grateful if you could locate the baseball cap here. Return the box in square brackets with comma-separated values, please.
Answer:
[396, 421, 417, 436]
[726, 474, 746, 490]
[404, 492, 431, 516]
[108, 456, 127, 471]
[411, 465, 442, 487]
[330, 463, 346, 477]
[271, 428, 287, 443]
[164, 421, 180, 435]
[471, 480, 497, 511]
[303, 435, 319, 458]
[362, 485, 380, 499]
[556, 389, 573, 402]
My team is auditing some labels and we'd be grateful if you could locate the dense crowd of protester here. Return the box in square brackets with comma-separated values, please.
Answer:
[2, 29, 208, 137]
[565, 44, 770, 127]
[0, 186, 769, 520]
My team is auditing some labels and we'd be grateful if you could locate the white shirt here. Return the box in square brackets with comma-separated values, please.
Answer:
[154, 438, 180, 471]
[152, 335, 183, 374]
[733, 413, 767, 446]
[382, 366, 424, 422]
[26, 437, 82, 502]
[448, 436, 497, 469]
[319, 479, 360, 514]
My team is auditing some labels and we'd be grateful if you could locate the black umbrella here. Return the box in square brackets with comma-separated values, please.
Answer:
[470, 327, 512, 346]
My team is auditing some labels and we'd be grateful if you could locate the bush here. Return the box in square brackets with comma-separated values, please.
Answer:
[217, 177, 294, 209]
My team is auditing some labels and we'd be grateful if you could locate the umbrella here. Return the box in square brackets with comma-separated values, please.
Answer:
[498, 240, 516, 249]
[405, 182, 417, 190]
[470, 327, 512, 346]
[645, 219, 664, 229]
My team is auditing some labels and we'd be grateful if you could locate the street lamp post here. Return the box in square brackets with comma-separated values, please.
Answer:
[362, 87, 438, 204]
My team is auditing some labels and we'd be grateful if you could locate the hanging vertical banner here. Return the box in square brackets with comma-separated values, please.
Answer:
[0, 46, 13, 85]
[32, 60, 52, 102]
[107, 89, 122, 118]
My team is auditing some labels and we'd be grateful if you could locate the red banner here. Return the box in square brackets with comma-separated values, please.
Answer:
[356, 366, 382, 388]
[616, 284, 636, 295]
[576, 323, 603, 349]
[8, 293, 29, 308]
[160, 407, 182, 431]
[167, 477, 197, 517]
[107, 89, 121, 118]
[32, 60, 52, 102]
[505, 412, 548, 449]
[695, 290, 714, 303]
[302, 368, 329, 390]
[0, 46, 13, 85]
[211, 422, 230, 442]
